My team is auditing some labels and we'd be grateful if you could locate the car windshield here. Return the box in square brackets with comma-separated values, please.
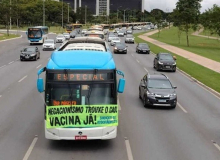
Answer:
[109, 34, 115, 37]
[148, 79, 173, 89]
[45, 40, 54, 44]
[116, 43, 126, 48]
[127, 35, 133, 38]
[57, 35, 64, 37]
[139, 44, 148, 48]
[113, 38, 120, 41]
[159, 54, 173, 60]
[23, 48, 35, 52]
[63, 33, 69, 35]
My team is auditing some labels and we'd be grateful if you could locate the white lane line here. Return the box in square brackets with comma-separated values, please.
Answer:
[16, 58, 20, 61]
[36, 64, 42, 69]
[23, 137, 38, 160]
[144, 67, 148, 72]
[117, 99, 121, 111]
[131, 54, 134, 57]
[212, 141, 220, 152]
[178, 102, 187, 113]
[8, 61, 14, 65]
[18, 75, 28, 83]
[0, 65, 6, 69]
[0, 95, 2, 98]
[136, 59, 140, 63]
[125, 139, 134, 160]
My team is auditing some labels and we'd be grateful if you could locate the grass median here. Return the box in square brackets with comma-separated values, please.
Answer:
[149, 27, 220, 63]
[0, 33, 20, 41]
[134, 32, 220, 93]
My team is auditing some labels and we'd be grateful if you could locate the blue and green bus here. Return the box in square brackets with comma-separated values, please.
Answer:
[37, 49, 125, 140]
[27, 26, 48, 45]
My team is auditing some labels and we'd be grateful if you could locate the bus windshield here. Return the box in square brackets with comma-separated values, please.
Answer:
[46, 83, 115, 106]
[28, 28, 42, 38]
[85, 34, 104, 39]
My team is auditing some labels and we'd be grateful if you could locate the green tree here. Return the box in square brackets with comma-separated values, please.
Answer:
[174, 0, 202, 46]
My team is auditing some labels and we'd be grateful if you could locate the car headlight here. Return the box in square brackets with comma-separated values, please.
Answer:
[169, 93, 177, 98]
[31, 54, 36, 56]
[114, 47, 117, 50]
[158, 61, 163, 65]
[147, 91, 155, 97]
[173, 62, 176, 65]
[124, 48, 127, 50]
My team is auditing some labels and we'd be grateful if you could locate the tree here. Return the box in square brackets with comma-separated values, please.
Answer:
[174, 0, 202, 46]
[151, 9, 163, 37]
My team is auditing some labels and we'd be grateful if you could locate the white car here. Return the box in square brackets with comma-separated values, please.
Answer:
[118, 31, 124, 37]
[137, 26, 142, 30]
[56, 34, 65, 43]
[110, 37, 120, 46]
[81, 29, 87, 34]
[108, 35, 117, 42]
[63, 33, 70, 40]
[43, 39, 56, 51]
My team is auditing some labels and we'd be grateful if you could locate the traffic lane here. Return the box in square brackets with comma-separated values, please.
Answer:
[112, 47, 220, 159]
[0, 66, 46, 160]
[127, 42, 220, 144]
[0, 33, 57, 67]
[0, 48, 52, 95]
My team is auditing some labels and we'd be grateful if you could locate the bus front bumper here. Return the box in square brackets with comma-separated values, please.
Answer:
[45, 121, 117, 140]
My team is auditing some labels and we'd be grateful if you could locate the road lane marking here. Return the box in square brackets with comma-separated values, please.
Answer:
[125, 139, 134, 160]
[8, 61, 14, 65]
[212, 141, 220, 152]
[0, 65, 6, 69]
[117, 99, 121, 111]
[16, 58, 20, 61]
[23, 137, 38, 160]
[0, 95, 2, 98]
[136, 59, 140, 63]
[131, 54, 134, 57]
[144, 67, 148, 72]
[177, 102, 187, 113]
[36, 64, 42, 69]
[18, 75, 27, 82]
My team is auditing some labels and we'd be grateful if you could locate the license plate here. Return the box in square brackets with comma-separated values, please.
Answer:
[25, 56, 29, 59]
[158, 100, 166, 103]
[166, 66, 171, 68]
[75, 135, 87, 140]
[119, 50, 123, 52]
[46, 46, 50, 48]
[143, 51, 146, 52]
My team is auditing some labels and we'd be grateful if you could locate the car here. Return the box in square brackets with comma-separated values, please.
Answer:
[56, 34, 65, 43]
[126, 29, 133, 34]
[81, 29, 87, 34]
[136, 43, 150, 54]
[118, 30, 124, 37]
[70, 31, 77, 38]
[133, 26, 138, 30]
[20, 47, 40, 61]
[42, 39, 56, 51]
[63, 33, 70, 40]
[139, 73, 177, 108]
[150, 24, 155, 29]
[110, 37, 121, 46]
[107, 34, 117, 42]
[137, 26, 142, 30]
[154, 53, 177, 72]
[121, 29, 127, 35]
[125, 34, 135, 43]
[115, 28, 120, 34]
[113, 42, 127, 54]
[75, 34, 83, 38]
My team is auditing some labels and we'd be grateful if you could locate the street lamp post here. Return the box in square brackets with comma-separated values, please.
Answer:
[85, 5, 87, 25]
[67, 3, 70, 23]
[43, 0, 45, 26]
[62, 0, 63, 30]
[10, 0, 11, 30]
[123, 10, 126, 23]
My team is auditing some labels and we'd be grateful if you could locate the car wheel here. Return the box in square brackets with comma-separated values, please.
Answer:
[20, 58, 23, 61]
[139, 89, 142, 99]
[35, 56, 37, 61]
[143, 96, 148, 108]
[173, 68, 176, 72]
[136, 49, 138, 53]
[38, 54, 40, 59]
[156, 64, 159, 71]
[171, 105, 176, 109]
[125, 52, 127, 54]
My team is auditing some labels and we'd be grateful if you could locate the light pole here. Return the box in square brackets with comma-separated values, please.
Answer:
[43, 0, 45, 26]
[67, 3, 70, 23]
[123, 10, 126, 23]
[10, 0, 11, 30]
[117, 6, 122, 23]
[85, 5, 87, 25]
[62, 0, 63, 30]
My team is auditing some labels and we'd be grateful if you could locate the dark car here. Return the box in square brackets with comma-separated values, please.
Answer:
[20, 47, 40, 61]
[139, 73, 177, 108]
[136, 43, 150, 54]
[70, 31, 77, 38]
[154, 53, 177, 72]
[113, 43, 127, 54]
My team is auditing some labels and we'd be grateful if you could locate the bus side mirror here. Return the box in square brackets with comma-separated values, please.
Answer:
[117, 78, 125, 93]
[37, 78, 44, 93]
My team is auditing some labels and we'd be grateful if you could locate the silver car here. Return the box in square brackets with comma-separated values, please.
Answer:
[108, 35, 117, 42]
[56, 34, 66, 43]
[43, 39, 56, 50]
[125, 35, 135, 43]
[63, 33, 70, 40]
[110, 37, 121, 46]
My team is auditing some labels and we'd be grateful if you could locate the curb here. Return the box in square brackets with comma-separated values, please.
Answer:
[0, 34, 22, 42]
[148, 51, 220, 99]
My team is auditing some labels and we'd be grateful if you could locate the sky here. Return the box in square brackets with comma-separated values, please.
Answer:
[144, 0, 220, 13]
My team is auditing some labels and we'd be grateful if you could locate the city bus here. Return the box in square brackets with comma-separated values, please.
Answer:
[84, 31, 105, 40]
[101, 24, 110, 35]
[37, 39, 125, 140]
[65, 24, 73, 33]
[27, 26, 48, 45]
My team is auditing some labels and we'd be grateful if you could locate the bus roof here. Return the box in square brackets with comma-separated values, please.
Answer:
[47, 51, 115, 70]
[28, 26, 48, 29]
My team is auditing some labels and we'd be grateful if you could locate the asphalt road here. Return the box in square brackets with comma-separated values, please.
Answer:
[0, 30, 220, 160]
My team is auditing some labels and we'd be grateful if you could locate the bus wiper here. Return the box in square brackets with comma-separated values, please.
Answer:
[64, 69, 73, 107]
[87, 69, 98, 105]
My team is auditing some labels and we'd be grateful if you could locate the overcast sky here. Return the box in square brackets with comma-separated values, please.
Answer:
[144, 0, 220, 13]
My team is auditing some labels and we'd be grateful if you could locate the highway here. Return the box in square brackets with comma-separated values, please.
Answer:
[0, 31, 220, 160]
